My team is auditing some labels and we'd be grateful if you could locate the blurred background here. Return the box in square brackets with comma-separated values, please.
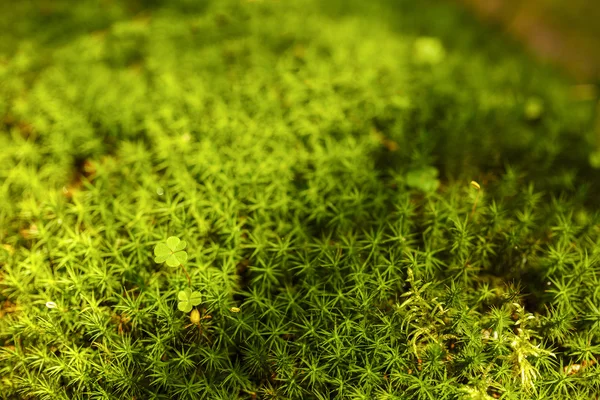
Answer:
[458, 0, 600, 168]
[458, 0, 600, 82]
[1, 0, 599, 177]
[2, 0, 599, 82]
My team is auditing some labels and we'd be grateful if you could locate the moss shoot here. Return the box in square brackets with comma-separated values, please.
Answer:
[1, 0, 599, 399]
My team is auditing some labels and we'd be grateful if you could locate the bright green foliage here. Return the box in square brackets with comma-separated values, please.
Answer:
[154, 236, 188, 267]
[405, 167, 441, 193]
[0, 0, 599, 399]
[413, 37, 446, 65]
[178, 289, 202, 313]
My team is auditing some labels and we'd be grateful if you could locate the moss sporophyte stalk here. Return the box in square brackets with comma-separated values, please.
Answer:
[1, 0, 600, 398]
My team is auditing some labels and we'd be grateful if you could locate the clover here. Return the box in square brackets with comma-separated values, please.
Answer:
[154, 236, 188, 267]
[177, 288, 202, 313]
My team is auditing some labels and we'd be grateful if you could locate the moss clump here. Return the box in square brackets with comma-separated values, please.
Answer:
[1, 0, 599, 398]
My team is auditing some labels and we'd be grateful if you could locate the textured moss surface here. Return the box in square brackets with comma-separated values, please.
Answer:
[0, 1, 599, 398]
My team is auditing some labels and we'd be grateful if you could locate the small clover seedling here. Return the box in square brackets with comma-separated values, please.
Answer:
[154, 236, 188, 267]
[178, 288, 202, 313]
[153, 236, 204, 315]
[154, 236, 191, 285]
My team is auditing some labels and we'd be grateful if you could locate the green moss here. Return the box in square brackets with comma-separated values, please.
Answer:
[1, 0, 599, 398]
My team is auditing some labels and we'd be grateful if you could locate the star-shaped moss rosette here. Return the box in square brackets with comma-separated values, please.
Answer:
[178, 288, 202, 313]
[154, 236, 188, 267]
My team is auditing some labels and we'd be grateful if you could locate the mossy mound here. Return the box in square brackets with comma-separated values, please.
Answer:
[1, 0, 599, 399]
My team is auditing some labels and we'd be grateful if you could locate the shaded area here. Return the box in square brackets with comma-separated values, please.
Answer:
[457, 0, 600, 81]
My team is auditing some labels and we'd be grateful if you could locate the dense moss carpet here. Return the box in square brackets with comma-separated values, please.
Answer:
[1, 0, 599, 398]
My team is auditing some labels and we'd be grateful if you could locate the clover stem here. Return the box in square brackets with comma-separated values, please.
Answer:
[181, 264, 191, 287]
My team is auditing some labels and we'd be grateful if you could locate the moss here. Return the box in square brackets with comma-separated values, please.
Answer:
[1, 0, 599, 398]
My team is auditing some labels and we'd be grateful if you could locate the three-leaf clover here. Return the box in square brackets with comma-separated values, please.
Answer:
[178, 288, 202, 313]
[154, 236, 188, 267]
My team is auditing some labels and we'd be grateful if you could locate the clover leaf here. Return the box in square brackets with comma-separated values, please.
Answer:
[154, 236, 188, 267]
[177, 288, 202, 313]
